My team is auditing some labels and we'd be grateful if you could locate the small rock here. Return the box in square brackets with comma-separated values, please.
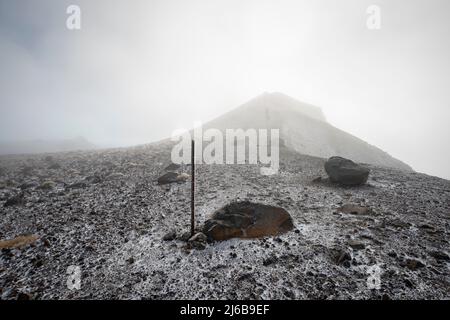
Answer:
[419, 224, 435, 230]
[311, 177, 322, 183]
[67, 181, 87, 189]
[401, 258, 425, 271]
[176, 173, 190, 182]
[283, 289, 295, 299]
[107, 172, 125, 180]
[178, 231, 192, 242]
[347, 240, 365, 250]
[338, 204, 371, 215]
[32, 257, 44, 268]
[19, 182, 38, 190]
[429, 250, 449, 261]
[331, 247, 352, 265]
[1, 248, 12, 258]
[389, 219, 411, 229]
[188, 232, 207, 243]
[1, 288, 15, 299]
[157, 172, 189, 185]
[48, 162, 61, 170]
[39, 180, 55, 190]
[20, 166, 34, 176]
[85, 175, 102, 184]
[162, 230, 177, 241]
[188, 232, 207, 250]
[263, 255, 278, 266]
[17, 292, 31, 300]
[404, 278, 415, 288]
[236, 272, 253, 282]
[3, 193, 25, 207]
[388, 251, 397, 258]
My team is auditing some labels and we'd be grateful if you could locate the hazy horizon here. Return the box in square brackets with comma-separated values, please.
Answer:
[1, 0, 449, 179]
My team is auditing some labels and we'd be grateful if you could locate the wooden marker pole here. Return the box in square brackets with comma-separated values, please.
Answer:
[191, 140, 195, 237]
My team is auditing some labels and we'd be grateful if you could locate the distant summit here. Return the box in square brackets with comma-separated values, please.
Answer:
[202, 92, 412, 171]
[250, 92, 327, 122]
[0, 137, 96, 155]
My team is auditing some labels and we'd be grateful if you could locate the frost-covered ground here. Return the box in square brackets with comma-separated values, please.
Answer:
[0, 142, 449, 299]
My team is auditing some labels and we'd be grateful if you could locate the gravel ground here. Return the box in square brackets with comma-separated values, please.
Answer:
[0, 141, 449, 300]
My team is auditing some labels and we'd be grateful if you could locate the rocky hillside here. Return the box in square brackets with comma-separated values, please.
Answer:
[0, 141, 448, 300]
[203, 92, 412, 171]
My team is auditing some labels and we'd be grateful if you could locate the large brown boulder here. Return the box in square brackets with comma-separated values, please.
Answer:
[203, 201, 294, 241]
[324, 156, 370, 186]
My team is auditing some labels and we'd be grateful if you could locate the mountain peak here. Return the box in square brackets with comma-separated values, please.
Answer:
[244, 92, 327, 123]
[201, 93, 411, 171]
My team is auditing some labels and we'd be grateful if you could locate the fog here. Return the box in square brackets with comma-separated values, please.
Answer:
[1, 0, 449, 179]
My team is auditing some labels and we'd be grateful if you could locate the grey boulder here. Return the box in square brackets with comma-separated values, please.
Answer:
[325, 156, 370, 186]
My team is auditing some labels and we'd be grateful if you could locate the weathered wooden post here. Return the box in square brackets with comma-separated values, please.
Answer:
[191, 139, 195, 237]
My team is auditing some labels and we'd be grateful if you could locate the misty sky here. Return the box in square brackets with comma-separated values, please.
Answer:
[1, 0, 449, 179]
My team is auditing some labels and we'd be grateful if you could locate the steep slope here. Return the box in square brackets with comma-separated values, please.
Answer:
[202, 92, 412, 171]
[0, 141, 448, 299]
